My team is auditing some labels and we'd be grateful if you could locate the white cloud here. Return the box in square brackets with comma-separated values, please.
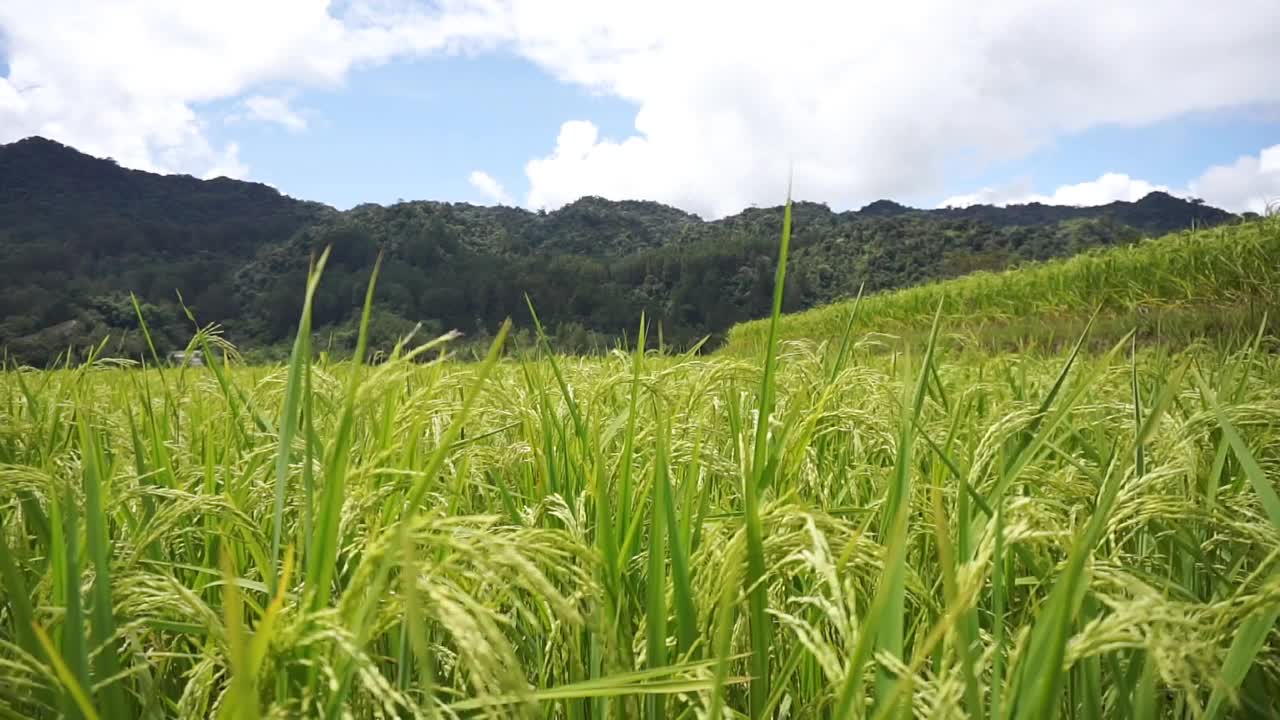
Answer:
[235, 95, 308, 132]
[941, 173, 1171, 208]
[468, 170, 512, 205]
[486, 0, 1280, 216]
[941, 145, 1280, 213]
[938, 180, 1035, 209]
[524, 120, 665, 211]
[1188, 144, 1280, 214]
[0, 78, 23, 114]
[1, 1, 1278, 212]
[1039, 174, 1170, 206]
[0, 0, 503, 177]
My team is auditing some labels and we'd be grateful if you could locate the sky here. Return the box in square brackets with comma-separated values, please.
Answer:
[1, 1, 1278, 218]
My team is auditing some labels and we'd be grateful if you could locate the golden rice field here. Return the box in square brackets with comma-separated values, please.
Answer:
[2, 211, 1279, 719]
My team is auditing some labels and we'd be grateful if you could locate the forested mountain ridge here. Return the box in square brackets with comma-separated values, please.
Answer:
[932, 190, 1235, 236]
[0, 136, 1240, 363]
[0, 137, 332, 361]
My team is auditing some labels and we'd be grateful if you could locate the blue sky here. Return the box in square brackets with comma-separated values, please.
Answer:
[195, 53, 1280, 213]
[203, 56, 638, 209]
[935, 106, 1280, 210]
[1, 1, 1278, 216]
[996, 107, 1280, 190]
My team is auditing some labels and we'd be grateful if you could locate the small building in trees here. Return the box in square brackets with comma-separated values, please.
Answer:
[168, 350, 205, 367]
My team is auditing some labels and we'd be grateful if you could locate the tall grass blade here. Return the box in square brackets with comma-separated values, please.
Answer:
[270, 248, 329, 593]
[0, 512, 41, 665]
[307, 251, 378, 613]
[59, 485, 90, 720]
[1009, 446, 1121, 720]
[743, 189, 793, 718]
[31, 624, 100, 720]
[1197, 370, 1280, 719]
[323, 319, 511, 719]
[658, 408, 698, 658]
[833, 503, 910, 719]
[1194, 371, 1280, 531]
[76, 416, 127, 719]
[644, 412, 668, 720]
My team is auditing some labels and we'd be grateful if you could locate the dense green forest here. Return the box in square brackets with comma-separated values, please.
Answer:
[0, 136, 1240, 363]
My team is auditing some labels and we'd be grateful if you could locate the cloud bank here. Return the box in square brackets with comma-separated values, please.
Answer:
[235, 95, 308, 133]
[1189, 144, 1280, 214]
[468, 170, 512, 205]
[941, 145, 1280, 214]
[940, 174, 1171, 209]
[1, 0, 1277, 213]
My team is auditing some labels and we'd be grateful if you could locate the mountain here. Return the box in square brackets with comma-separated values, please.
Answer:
[933, 191, 1234, 235]
[0, 137, 332, 249]
[858, 199, 913, 217]
[0, 137, 331, 361]
[0, 136, 1242, 363]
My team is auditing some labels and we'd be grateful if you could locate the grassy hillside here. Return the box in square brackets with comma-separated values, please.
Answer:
[725, 215, 1280, 356]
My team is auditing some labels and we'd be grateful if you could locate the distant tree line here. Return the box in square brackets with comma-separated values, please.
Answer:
[0, 136, 1239, 364]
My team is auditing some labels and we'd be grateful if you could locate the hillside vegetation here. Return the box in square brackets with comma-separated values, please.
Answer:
[0, 136, 1241, 364]
[726, 215, 1280, 356]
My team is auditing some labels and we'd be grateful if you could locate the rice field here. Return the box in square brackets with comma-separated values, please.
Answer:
[726, 216, 1280, 356]
[2, 209, 1280, 719]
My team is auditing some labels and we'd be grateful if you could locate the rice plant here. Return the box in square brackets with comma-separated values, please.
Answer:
[2, 211, 1279, 718]
[727, 215, 1280, 356]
